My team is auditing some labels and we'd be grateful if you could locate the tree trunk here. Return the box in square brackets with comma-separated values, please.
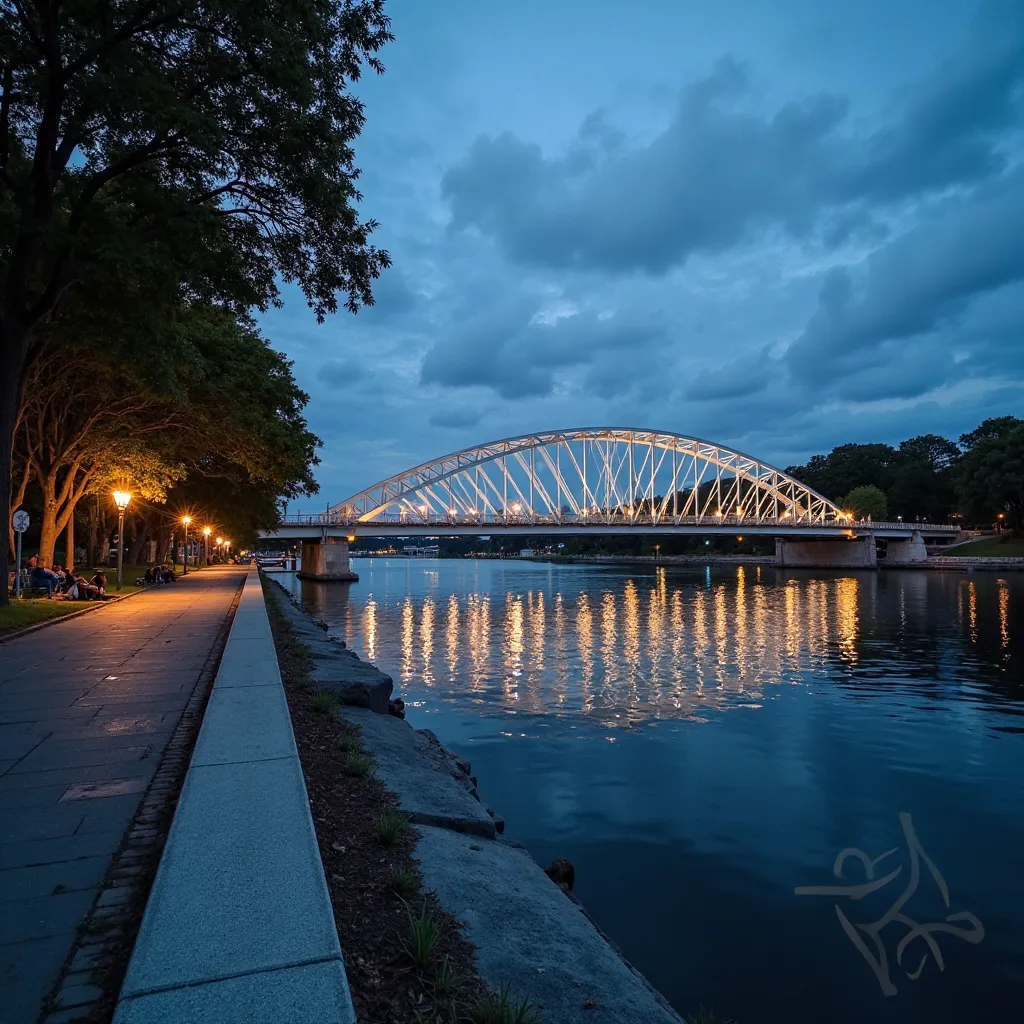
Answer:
[0, 318, 32, 605]
[65, 509, 75, 573]
[37, 475, 59, 568]
[87, 495, 100, 566]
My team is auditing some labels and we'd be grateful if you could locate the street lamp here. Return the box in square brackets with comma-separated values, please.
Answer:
[112, 491, 131, 593]
[181, 516, 191, 575]
[203, 526, 211, 565]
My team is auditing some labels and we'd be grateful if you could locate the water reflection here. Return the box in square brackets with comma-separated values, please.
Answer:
[294, 564, 1015, 727]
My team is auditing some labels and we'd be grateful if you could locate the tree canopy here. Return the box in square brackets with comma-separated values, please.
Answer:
[1, 0, 391, 599]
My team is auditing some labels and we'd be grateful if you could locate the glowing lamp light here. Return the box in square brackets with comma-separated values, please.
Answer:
[449, 507, 459, 517]
[782, 511, 792, 519]
[347, 534, 355, 543]
[714, 509, 723, 518]
[113, 490, 131, 511]
[182, 515, 191, 526]
[203, 527, 211, 536]
[216, 537, 222, 545]
[511, 502, 522, 513]
[736, 507, 744, 517]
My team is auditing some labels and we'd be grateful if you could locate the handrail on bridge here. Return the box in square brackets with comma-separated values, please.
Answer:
[272, 513, 958, 531]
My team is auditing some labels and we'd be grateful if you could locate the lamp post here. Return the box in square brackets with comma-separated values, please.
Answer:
[203, 526, 211, 564]
[216, 537, 222, 564]
[113, 491, 132, 593]
[181, 516, 191, 575]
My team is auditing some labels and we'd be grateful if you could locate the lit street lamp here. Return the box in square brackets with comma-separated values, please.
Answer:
[181, 516, 191, 575]
[203, 526, 211, 565]
[113, 491, 132, 592]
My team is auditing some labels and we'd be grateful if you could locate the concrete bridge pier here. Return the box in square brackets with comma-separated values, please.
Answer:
[297, 536, 359, 582]
[775, 536, 877, 569]
[885, 530, 928, 565]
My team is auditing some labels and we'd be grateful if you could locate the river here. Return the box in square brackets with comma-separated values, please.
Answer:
[279, 558, 1023, 1023]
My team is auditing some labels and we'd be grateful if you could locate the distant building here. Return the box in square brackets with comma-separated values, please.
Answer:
[519, 548, 535, 558]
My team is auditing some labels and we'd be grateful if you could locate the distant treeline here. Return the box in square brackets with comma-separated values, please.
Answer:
[785, 416, 1022, 528]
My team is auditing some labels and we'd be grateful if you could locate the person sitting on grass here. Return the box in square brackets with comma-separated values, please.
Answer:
[29, 562, 60, 598]
[143, 565, 156, 585]
[90, 569, 108, 596]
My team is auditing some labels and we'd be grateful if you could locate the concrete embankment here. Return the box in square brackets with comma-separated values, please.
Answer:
[265, 577, 685, 1024]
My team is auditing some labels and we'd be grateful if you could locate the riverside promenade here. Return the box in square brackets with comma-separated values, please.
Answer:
[0, 567, 246, 1023]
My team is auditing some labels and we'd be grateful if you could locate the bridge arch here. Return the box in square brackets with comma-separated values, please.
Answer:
[329, 428, 847, 526]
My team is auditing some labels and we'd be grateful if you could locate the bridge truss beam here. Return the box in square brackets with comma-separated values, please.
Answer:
[328, 428, 849, 527]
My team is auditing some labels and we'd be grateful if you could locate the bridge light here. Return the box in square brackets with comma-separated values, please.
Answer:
[715, 509, 723, 517]
[347, 534, 355, 543]
[736, 507, 743, 517]
[737, 536, 743, 542]
[449, 507, 459, 517]
[782, 511, 791, 519]
[511, 502, 522, 513]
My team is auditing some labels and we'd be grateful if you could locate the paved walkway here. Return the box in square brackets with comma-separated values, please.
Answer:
[0, 567, 246, 1023]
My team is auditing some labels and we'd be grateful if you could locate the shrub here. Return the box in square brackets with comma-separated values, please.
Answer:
[374, 807, 408, 847]
[343, 752, 373, 778]
[404, 901, 442, 969]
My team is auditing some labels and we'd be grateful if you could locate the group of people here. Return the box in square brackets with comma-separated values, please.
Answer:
[142, 564, 177, 585]
[25, 556, 108, 600]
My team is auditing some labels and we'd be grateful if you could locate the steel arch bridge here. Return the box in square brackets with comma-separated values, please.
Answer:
[327, 428, 850, 528]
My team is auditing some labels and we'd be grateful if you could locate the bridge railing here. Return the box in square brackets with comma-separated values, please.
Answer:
[274, 513, 958, 532]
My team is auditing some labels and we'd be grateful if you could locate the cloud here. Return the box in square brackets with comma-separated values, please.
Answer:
[786, 168, 1024, 384]
[441, 12, 1024, 275]
[420, 302, 669, 399]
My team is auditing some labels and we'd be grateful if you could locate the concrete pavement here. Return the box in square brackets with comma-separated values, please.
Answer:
[0, 567, 246, 1023]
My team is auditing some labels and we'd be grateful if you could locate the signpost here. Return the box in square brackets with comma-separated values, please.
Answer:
[12, 509, 30, 599]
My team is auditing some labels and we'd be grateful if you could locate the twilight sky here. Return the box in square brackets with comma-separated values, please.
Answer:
[259, 0, 1024, 510]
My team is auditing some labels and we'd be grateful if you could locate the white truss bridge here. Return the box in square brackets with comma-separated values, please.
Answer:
[265, 429, 957, 540]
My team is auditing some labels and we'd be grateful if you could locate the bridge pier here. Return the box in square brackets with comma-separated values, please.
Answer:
[297, 537, 359, 582]
[775, 536, 877, 569]
[884, 530, 928, 565]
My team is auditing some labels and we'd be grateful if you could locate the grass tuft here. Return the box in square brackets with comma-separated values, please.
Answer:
[462, 984, 542, 1024]
[336, 731, 361, 753]
[310, 688, 342, 714]
[433, 957, 464, 1000]
[343, 752, 373, 778]
[293, 675, 316, 693]
[385, 863, 418, 896]
[404, 900, 442, 969]
[374, 807, 408, 847]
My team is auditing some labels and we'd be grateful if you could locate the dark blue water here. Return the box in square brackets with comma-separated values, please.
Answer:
[282, 559, 1024, 1023]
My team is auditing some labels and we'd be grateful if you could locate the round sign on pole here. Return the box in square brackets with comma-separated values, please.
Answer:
[12, 510, 30, 533]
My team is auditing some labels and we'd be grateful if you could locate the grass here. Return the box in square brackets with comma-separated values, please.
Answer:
[386, 863, 418, 896]
[310, 687, 342, 714]
[342, 752, 373, 778]
[462, 985, 542, 1024]
[433, 958, 464, 1000]
[374, 807, 408, 847]
[336, 732, 360, 753]
[948, 534, 1024, 557]
[404, 901, 443, 969]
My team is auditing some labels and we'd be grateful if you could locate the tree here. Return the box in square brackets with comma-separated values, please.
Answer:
[842, 485, 888, 521]
[787, 443, 899, 502]
[956, 417, 1024, 530]
[1, 0, 391, 601]
[888, 434, 960, 522]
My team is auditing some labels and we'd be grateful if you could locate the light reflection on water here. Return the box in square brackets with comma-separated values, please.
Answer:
[281, 558, 1024, 1023]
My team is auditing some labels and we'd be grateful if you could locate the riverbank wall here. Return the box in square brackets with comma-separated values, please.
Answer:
[263, 575, 685, 1024]
[526, 553, 1024, 572]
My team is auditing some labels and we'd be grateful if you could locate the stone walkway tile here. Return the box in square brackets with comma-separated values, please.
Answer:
[0, 889, 95, 945]
[0, 831, 125, 870]
[0, 855, 110, 903]
[0, 933, 79, 1024]
[0, 760, 156, 794]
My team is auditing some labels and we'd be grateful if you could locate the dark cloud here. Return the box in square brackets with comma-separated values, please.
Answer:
[442, 12, 1024, 275]
[420, 304, 668, 399]
[359, 269, 417, 319]
[787, 168, 1024, 383]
